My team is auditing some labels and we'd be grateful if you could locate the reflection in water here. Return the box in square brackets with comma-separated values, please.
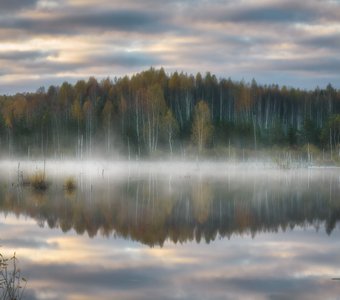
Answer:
[1, 167, 340, 299]
[1, 170, 340, 245]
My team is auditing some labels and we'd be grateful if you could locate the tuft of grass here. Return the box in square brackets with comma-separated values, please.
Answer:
[0, 252, 27, 300]
[64, 177, 76, 192]
[30, 172, 48, 191]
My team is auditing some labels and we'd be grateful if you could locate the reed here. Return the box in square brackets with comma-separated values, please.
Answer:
[0, 252, 27, 300]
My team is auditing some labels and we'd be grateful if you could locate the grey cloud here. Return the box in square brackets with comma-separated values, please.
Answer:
[196, 1, 340, 25]
[225, 5, 315, 24]
[0, 60, 85, 79]
[0, 50, 57, 61]
[93, 52, 161, 68]
[61, 10, 168, 33]
[0, 51, 159, 77]
[0, 69, 9, 77]
[21, 60, 84, 74]
[302, 34, 340, 50]
[0, 0, 38, 13]
[0, 9, 173, 36]
[0, 49, 161, 80]
[268, 58, 340, 74]
[219, 35, 272, 47]
[0, 76, 80, 95]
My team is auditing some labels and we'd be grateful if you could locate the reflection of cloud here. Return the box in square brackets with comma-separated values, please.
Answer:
[2, 212, 340, 299]
[26, 263, 168, 290]
[187, 275, 334, 299]
[145, 248, 199, 264]
[0, 237, 58, 249]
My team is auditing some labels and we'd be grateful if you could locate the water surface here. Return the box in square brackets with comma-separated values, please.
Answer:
[1, 161, 340, 299]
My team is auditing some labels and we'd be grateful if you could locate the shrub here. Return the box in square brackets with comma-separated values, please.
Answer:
[64, 177, 76, 192]
[30, 171, 48, 191]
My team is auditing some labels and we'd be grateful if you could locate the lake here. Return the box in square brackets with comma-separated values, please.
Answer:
[1, 161, 340, 300]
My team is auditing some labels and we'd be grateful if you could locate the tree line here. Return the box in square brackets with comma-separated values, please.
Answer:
[1, 67, 340, 158]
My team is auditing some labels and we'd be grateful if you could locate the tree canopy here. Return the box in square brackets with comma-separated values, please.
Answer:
[0, 67, 340, 158]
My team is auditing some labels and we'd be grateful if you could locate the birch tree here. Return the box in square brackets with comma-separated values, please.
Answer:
[143, 84, 167, 153]
[102, 100, 113, 153]
[162, 109, 179, 155]
[191, 100, 213, 154]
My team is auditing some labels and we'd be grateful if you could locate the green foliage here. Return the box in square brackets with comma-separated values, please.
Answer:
[269, 120, 286, 146]
[321, 114, 340, 148]
[287, 127, 297, 146]
[302, 118, 320, 145]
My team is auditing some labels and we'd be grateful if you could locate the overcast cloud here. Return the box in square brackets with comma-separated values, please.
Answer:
[0, 0, 340, 94]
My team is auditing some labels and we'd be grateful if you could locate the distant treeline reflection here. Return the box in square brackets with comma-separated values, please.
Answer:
[1, 175, 339, 246]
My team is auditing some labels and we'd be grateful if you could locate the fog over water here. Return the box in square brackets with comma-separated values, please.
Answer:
[0, 158, 334, 178]
[1, 160, 340, 299]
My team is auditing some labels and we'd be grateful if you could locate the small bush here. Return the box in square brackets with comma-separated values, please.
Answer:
[64, 177, 76, 192]
[30, 172, 48, 191]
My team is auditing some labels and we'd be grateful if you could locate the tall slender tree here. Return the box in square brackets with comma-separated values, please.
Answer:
[191, 100, 214, 154]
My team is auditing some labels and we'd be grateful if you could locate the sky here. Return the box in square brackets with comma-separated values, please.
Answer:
[0, 0, 340, 94]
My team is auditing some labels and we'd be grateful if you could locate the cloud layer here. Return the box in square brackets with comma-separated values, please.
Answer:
[1, 0, 340, 93]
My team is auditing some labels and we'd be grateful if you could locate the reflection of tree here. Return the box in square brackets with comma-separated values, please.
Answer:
[192, 180, 213, 224]
[325, 206, 340, 235]
[1, 175, 340, 246]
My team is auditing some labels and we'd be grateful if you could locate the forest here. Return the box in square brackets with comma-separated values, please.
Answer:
[1, 67, 340, 160]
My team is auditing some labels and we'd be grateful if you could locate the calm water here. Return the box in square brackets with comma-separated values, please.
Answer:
[1, 161, 340, 300]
